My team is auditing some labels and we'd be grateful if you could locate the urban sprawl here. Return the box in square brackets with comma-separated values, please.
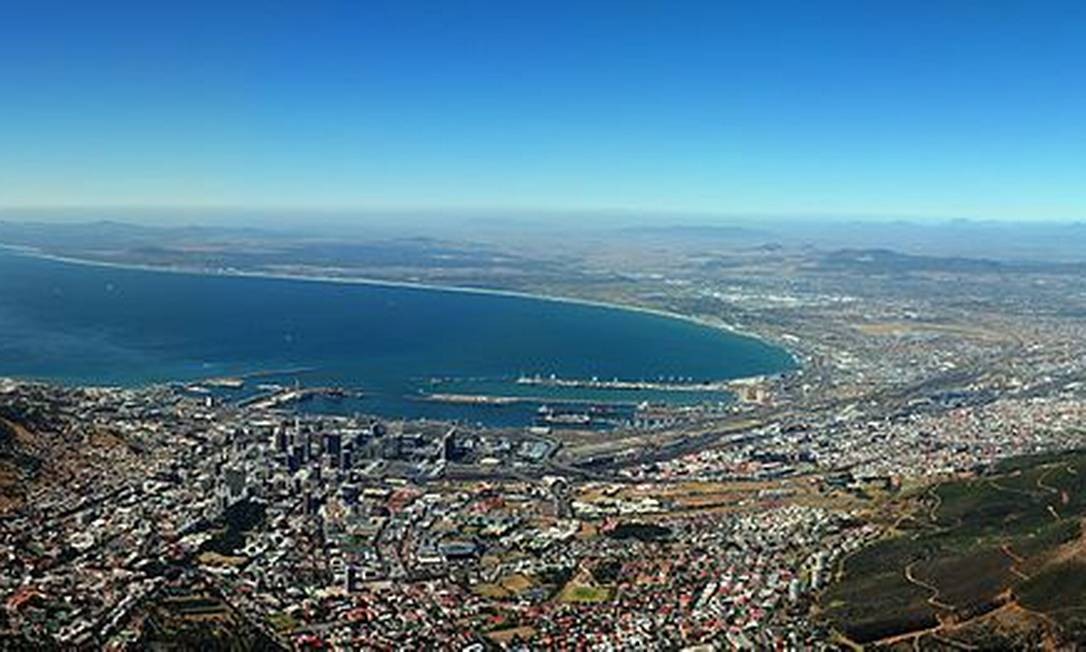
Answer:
[4, 245, 1086, 649]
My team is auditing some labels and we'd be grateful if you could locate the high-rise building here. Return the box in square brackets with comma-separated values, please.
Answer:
[442, 428, 457, 462]
[340, 443, 353, 471]
[323, 432, 342, 460]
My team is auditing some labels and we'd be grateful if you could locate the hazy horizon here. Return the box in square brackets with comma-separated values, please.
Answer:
[3, 205, 1086, 228]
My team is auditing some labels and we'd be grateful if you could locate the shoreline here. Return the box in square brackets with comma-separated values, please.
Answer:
[0, 243, 801, 378]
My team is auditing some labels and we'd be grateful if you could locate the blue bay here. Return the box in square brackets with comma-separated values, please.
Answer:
[0, 250, 793, 425]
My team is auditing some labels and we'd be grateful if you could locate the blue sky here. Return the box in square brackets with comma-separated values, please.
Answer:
[2, 1, 1084, 221]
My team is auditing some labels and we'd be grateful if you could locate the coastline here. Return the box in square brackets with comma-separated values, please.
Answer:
[0, 243, 801, 376]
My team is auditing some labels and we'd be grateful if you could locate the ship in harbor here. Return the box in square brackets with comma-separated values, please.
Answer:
[535, 404, 622, 428]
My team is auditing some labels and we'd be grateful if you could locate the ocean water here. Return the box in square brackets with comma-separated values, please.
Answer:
[0, 250, 794, 425]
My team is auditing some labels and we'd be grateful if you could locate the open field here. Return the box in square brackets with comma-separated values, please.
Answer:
[557, 579, 611, 604]
[852, 320, 1010, 342]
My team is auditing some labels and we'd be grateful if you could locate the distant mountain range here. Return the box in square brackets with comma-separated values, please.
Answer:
[5, 217, 1086, 266]
[818, 248, 1086, 274]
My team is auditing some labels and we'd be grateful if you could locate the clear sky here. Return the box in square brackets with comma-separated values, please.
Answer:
[2, 1, 1084, 221]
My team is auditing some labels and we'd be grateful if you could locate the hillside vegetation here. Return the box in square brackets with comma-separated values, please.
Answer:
[822, 449, 1086, 649]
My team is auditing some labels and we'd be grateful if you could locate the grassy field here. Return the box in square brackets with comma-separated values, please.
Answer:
[557, 582, 611, 603]
[820, 449, 1086, 647]
[472, 573, 537, 599]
